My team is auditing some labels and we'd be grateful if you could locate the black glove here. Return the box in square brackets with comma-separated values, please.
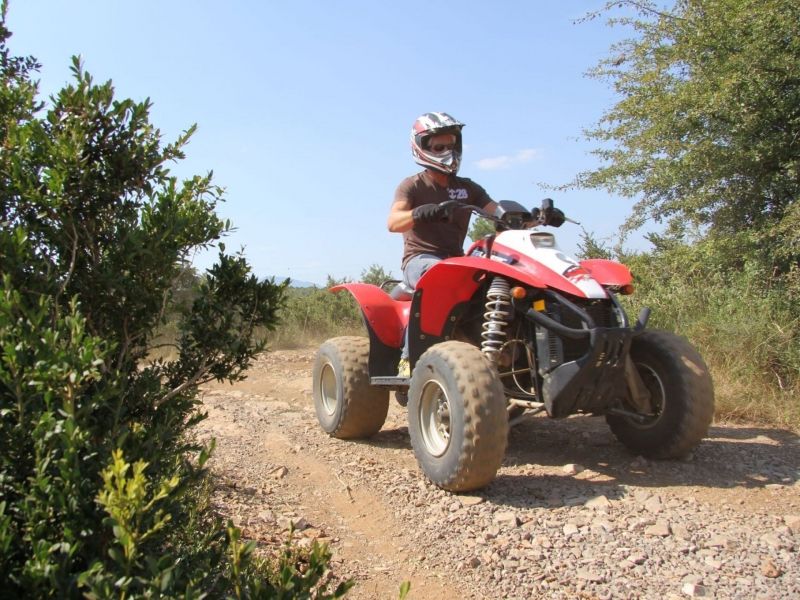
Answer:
[530, 204, 565, 227]
[412, 200, 459, 223]
[544, 207, 565, 227]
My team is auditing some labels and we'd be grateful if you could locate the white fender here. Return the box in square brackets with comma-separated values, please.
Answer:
[492, 230, 608, 299]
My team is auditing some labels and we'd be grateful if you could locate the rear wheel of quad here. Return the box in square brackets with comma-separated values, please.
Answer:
[313, 336, 389, 439]
[606, 330, 714, 459]
[408, 341, 508, 492]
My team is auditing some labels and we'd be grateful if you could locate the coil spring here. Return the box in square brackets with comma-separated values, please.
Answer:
[481, 277, 512, 361]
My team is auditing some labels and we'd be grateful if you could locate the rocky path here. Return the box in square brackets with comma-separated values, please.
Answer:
[196, 348, 800, 599]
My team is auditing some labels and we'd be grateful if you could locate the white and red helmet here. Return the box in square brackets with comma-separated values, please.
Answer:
[410, 112, 464, 175]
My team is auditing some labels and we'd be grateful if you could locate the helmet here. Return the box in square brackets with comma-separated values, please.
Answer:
[410, 112, 464, 175]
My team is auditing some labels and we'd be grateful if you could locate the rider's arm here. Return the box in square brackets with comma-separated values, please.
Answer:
[387, 197, 415, 233]
[482, 200, 499, 217]
[388, 178, 417, 232]
[468, 179, 497, 218]
[472, 200, 499, 220]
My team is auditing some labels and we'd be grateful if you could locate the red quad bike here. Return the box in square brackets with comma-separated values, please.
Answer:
[312, 199, 714, 492]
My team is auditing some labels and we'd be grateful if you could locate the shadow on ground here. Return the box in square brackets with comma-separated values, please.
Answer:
[362, 414, 799, 507]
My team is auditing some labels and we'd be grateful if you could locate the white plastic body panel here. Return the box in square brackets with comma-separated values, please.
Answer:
[492, 230, 608, 299]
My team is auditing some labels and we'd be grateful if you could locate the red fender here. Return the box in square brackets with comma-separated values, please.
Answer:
[415, 256, 556, 337]
[330, 283, 409, 348]
[579, 259, 633, 287]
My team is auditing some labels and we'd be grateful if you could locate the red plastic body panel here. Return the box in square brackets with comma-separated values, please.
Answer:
[330, 283, 409, 348]
[579, 259, 633, 287]
[415, 255, 559, 336]
[331, 257, 632, 348]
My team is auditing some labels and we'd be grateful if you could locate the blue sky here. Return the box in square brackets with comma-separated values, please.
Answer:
[8, 1, 643, 286]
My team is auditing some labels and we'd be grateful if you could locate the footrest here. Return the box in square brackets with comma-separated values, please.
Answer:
[370, 376, 410, 388]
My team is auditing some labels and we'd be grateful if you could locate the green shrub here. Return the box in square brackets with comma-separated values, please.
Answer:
[268, 279, 363, 348]
[0, 8, 349, 597]
[620, 237, 799, 429]
[576, 228, 799, 429]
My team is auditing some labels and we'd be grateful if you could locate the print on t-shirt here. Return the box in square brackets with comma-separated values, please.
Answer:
[448, 187, 468, 200]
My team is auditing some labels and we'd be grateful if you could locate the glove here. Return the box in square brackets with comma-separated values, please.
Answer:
[544, 207, 565, 227]
[412, 200, 459, 223]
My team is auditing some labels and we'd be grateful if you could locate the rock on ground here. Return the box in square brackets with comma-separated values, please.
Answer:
[196, 348, 800, 600]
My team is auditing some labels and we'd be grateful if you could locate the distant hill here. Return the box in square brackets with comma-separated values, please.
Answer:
[265, 276, 320, 288]
[289, 279, 321, 288]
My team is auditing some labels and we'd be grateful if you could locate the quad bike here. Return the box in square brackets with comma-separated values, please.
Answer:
[312, 199, 714, 492]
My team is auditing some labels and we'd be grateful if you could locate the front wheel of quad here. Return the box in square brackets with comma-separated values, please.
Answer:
[606, 330, 714, 459]
[313, 336, 389, 439]
[408, 341, 508, 492]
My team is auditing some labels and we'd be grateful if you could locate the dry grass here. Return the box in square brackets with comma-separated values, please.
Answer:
[710, 361, 800, 432]
[265, 323, 365, 351]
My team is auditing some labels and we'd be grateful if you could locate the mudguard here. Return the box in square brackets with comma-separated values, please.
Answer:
[415, 256, 549, 337]
[579, 259, 633, 287]
[330, 283, 409, 348]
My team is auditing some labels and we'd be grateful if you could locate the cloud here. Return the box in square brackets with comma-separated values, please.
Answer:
[475, 148, 542, 171]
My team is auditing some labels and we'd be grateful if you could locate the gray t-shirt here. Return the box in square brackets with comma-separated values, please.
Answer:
[394, 171, 492, 269]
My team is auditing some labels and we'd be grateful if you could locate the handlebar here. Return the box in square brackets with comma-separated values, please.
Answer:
[455, 198, 580, 229]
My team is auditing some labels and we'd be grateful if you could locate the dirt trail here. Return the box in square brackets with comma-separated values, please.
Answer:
[198, 348, 463, 599]
[197, 348, 800, 600]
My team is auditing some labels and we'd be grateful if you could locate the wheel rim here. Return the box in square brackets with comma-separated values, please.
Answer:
[628, 362, 666, 429]
[418, 380, 452, 457]
[319, 362, 338, 416]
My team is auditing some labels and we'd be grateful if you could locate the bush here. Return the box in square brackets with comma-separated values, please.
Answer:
[619, 237, 799, 429]
[267, 278, 363, 348]
[0, 10, 349, 598]
[576, 228, 800, 429]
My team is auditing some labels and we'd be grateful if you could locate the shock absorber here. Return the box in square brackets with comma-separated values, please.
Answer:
[481, 277, 512, 362]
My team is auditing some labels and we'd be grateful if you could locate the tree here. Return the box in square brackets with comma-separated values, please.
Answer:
[573, 1, 800, 422]
[0, 8, 348, 597]
[360, 263, 395, 286]
[576, 0, 800, 269]
[576, 228, 614, 260]
[468, 216, 495, 242]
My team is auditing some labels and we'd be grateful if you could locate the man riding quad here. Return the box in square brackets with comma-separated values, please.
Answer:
[387, 111, 564, 375]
